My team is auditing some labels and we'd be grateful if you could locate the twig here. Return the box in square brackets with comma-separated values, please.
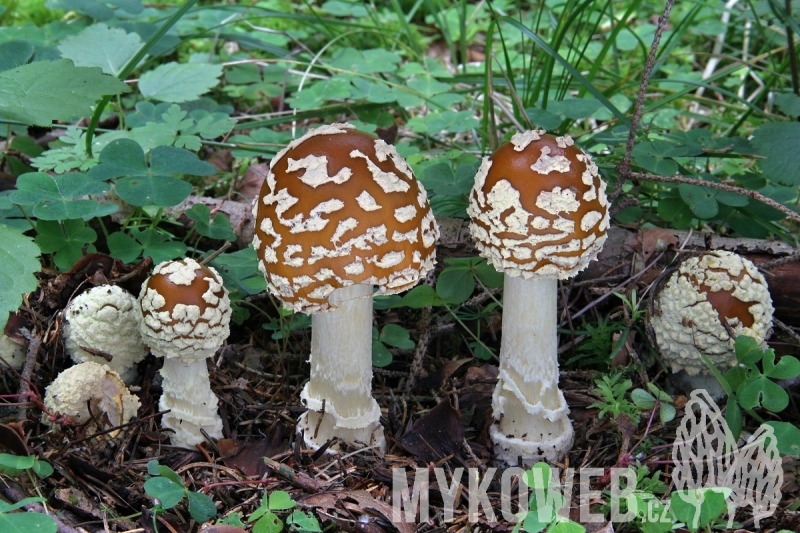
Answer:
[16, 329, 40, 422]
[773, 316, 800, 346]
[614, 0, 677, 199]
[629, 171, 800, 224]
[404, 307, 432, 396]
[262, 456, 324, 492]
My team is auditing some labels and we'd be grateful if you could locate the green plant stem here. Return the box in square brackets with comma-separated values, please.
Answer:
[84, 0, 200, 157]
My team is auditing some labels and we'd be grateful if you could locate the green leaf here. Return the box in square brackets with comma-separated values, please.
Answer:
[734, 335, 763, 365]
[32, 458, 54, 479]
[327, 48, 402, 74]
[146, 459, 161, 476]
[0, 59, 129, 126]
[0, 512, 57, 533]
[139, 62, 223, 103]
[739, 377, 789, 412]
[371, 337, 393, 367]
[436, 264, 475, 305]
[267, 490, 296, 511]
[187, 490, 217, 522]
[90, 139, 214, 207]
[286, 510, 322, 532]
[210, 247, 266, 296]
[57, 23, 143, 76]
[766, 355, 800, 380]
[8, 172, 113, 220]
[107, 231, 143, 264]
[751, 122, 800, 186]
[725, 396, 743, 440]
[144, 477, 185, 509]
[186, 204, 236, 241]
[774, 92, 800, 117]
[632, 141, 679, 176]
[630, 388, 656, 409]
[678, 184, 718, 219]
[35, 219, 97, 270]
[669, 488, 730, 532]
[0, 225, 41, 332]
[379, 324, 415, 350]
[548, 520, 585, 533]
[132, 228, 187, 264]
[253, 512, 283, 533]
[399, 284, 443, 308]
[763, 421, 800, 455]
[0, 41, 34, 72]
[0, 453, 35, 474]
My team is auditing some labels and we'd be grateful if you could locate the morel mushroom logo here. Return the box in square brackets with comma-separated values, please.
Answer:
[671, 389, 782, 529]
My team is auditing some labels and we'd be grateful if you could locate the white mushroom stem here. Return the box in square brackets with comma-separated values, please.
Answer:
[490, 274, 574, 465]
[297, 283, 386, 451]
[159, 358, 223, 449]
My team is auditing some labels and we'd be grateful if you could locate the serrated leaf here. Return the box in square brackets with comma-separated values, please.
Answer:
[58, 23, 143, 76]
[187, 490, 217, 522]
[751, 122, 800, 186]
[0, 41, 35, 72]
[774, 92, 800, 117]
[0, 59, 129, 126]
[139, 62, 223, 103]
[0, 225, 41, 332]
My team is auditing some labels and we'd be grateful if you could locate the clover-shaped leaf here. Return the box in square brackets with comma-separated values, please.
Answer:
[89, 139, 215, 206]
[35, 219, 97, 270]
[9, 172, 114, 220]
[738, 375, 789, 413]
[186, 203, 236, 241]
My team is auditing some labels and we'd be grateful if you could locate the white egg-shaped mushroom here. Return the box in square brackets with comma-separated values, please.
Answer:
[43, 361, 140, 436]
[649, 250, 774, 396]
[63, 285, 147, 384]
[138, 258, 231, 449]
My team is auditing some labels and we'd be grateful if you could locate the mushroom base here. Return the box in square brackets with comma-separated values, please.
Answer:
[490, 274, 574, 465]
[159, 358, 223, 449]
[298, 283, 386, 453]
[296, 405, 386, 453]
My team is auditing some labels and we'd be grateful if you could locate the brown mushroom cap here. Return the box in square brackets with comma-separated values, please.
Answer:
[139, 258, 231, 362]
[467, 130, 609, 279]
[252, 123, 438, 313]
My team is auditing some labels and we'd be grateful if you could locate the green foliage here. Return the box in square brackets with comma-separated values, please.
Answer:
[513, 463, 585, 533]
[0, 59, 129, 126]
[138, 62, 223, 103]
[144, 459, 217, 524]
[630, 383, 676, 425]
[0, 225, 40, 332]
[670, 488, 731, 533]
[247, 490, 321, 533]
[57, 23, 143, 76]
[0, 453, 57, 533]
[372, 323, 415, 367]
[706, 335, 800, 439]
[9, 172, 115, 220]
[588, 374, 640, 422]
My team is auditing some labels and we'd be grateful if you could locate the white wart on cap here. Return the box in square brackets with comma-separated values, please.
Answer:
[252, 123, 438, 313]
[467, 130, 609, 279]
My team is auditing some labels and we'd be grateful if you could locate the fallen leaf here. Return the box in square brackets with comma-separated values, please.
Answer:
[299, 490, 415, 533]
[397, 399, 463, 463]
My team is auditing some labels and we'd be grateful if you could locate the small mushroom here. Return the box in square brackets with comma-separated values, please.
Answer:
[63, 285, 147, 384]
[43, 361, 140, 436]
[138, 258, 232, 448]
[649, 250, 774, 396]
[252, 123, 438, 452]
[467, 130, 609, 465]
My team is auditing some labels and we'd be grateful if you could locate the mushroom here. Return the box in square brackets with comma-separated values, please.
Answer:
[252, 123, 438, 452]
[649, 250, 774, 397]
[138, 258, 232, 448]
[43, 361, 140, 436]
[63, 285, 147, 384]
[467, 130, 609, 464]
